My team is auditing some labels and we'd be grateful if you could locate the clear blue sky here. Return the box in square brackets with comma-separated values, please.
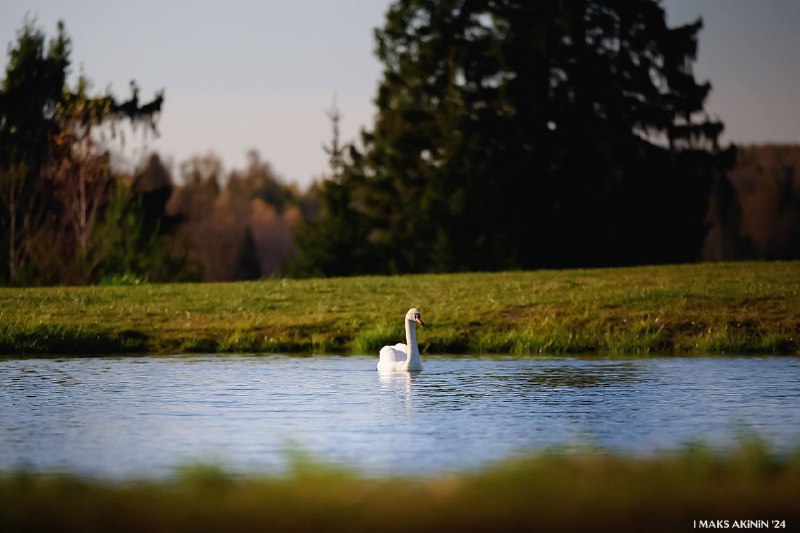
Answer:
[2, 0, 799, 187]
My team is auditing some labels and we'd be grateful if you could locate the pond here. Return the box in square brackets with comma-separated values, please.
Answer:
[1, 355, 799, 479]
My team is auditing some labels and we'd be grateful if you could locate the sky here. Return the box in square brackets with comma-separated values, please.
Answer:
[1, 0, 799, 187]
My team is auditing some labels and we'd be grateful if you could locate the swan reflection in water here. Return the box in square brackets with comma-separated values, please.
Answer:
[377, 370, 418, 415]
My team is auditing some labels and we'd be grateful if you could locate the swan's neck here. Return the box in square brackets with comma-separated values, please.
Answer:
[405, 319, 419, 361]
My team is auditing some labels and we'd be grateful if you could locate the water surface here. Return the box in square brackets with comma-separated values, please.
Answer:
[1, 355, 798, 478]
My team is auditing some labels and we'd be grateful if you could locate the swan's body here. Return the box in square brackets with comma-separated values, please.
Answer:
[377, 308, 424, 372]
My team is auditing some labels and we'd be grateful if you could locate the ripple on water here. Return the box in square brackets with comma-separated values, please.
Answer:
[0, 354, 798, 479]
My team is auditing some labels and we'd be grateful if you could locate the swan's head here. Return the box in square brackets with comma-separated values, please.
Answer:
[406, 308, 425, 326]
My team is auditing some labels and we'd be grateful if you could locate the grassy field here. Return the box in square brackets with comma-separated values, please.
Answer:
[1, 261, 798, 356]
[2, 441, 799, 532]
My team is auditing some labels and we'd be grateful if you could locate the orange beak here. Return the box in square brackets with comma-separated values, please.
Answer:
[415, 316, 425, 326]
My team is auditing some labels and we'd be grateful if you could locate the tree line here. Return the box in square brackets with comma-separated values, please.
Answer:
[0, 20, 171, 285]
[158, 150, 316, 281]
[291, 0, 736, 275]
[2, 3, 798, 286]
[0, 20, 315, 285]
[705, 144, 800, 261]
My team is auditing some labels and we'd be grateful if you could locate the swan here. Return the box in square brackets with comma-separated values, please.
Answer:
[377, 308, 425, 372]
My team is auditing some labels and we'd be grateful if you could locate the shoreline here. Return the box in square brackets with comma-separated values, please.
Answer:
[2, 261, 798, 356]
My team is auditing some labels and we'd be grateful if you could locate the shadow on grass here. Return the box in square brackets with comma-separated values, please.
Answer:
[0, 324, 149, 355]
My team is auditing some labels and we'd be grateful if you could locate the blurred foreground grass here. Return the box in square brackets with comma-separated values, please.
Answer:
[1, 261, 798, 355]
[2, 442, 799, 532]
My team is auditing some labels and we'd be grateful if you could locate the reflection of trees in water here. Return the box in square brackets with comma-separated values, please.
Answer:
[522, 363, 646, 389]
[417, 362, 647, 399]
[375, 361, 650, 415]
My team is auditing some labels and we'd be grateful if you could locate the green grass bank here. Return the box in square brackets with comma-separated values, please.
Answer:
[1, 261, 798, 356]
[2, 442, 799, 532]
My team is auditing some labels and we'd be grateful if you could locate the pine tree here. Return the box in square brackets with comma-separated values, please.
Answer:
[298, 0, 732, 274]
[0, 20, 70, 283]
[289, 99, 379, 276]
[0, 20, 165, 284]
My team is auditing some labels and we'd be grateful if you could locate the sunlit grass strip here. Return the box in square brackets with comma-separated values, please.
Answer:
[1, 261, 798, 355]
[2, 441, 799, 532]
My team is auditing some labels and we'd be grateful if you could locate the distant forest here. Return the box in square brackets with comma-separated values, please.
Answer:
[1, 1, 799, 286]
[706, 144, 800, 261]
[135, 151, 317, 282]
[124, 142, 800, 282]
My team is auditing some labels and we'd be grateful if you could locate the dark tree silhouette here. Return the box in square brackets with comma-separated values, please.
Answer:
[0, 19, 164, 284]
[293, 0, 733, 275]
[288, 99, 379, 277]
[0, 20, 69, 283]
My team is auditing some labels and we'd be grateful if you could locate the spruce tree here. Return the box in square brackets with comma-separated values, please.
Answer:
[296, 0, 731, 274]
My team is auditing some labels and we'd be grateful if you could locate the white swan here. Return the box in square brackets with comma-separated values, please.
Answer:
[377, 308, 425, 372]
